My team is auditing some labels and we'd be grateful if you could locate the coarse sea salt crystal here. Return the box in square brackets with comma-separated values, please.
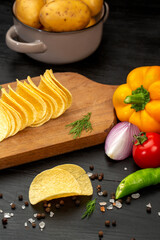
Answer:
[0, 209, 3, 213]
[22, 205, 26, 210]
[99, 202, 107, 206]
[115, 201, 122, 209]
[39, 221, 45, 231]
[107, 204, 113, 210]
[109, 199, 115, 203]
[50, 211, 54, 217]
[131, 193, 140, 199]
[34, 213, 38, 218]
[146, 203, 152, 208]
[124, 167, 128, 171]
[87, 172, 93, 177]
[4, 213, 14, 218]
[28, 218, 35, 224]
[98, 191, 103, 196]
[158, 212, 160, 217]
[24, 222, 28, 227]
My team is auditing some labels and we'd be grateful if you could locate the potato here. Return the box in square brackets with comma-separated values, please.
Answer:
[15, 0, 45, 28]
[82, 0, 103, 16]
[85, 17, 96, 28]
[39, 0, 91, 32]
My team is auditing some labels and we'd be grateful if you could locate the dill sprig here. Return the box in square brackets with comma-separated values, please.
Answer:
[65, 112, 93, 139]
[81, 198, 96, 219]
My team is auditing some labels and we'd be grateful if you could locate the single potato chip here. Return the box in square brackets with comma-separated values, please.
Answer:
[8, 85, 37, 126]
[0, 99, 22, 136]
[0, 100, 15, 137]
[1, 88, 28, 130]
[16, 80, 47, 125]
[54, 164, 93, 196]
[48, 69, 72, 109]
[0, 105, 10, 142]
[29, 168, 81, 205]
[43, 70, 68, 110]
[38, 75, 65, 118]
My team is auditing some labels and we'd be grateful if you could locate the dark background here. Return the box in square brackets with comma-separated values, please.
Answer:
[0, 0, 160, 239]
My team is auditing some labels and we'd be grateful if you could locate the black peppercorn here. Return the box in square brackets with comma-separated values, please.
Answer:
[24, 201, 29, 206]
[112, 220, 116, 226]
[2, 218, 7, 225]
[18, 195, 23, 201]
[72, 196, 77, 201]
[32, 222, 36, 228]
[55, 203, 60, 209]
[90, 174, 95, 180]
[75, 199, 80, 206]
[146, 207, 151, 213]
[103, 190, 108, 197]
[98, 231, 103, 238]
[41, 213, 46, 219]
[60, 200, 64, 206]
[94, 173, 98, 179]
[37, 213, 42, 219]
[45, 207, 51, 212]
[126, 196, 131, 204]
[0, 193, 3, 199]
[98, 175, 103, 181]
[89, 165, 94, 171]
[11, 203, 16, 210]
[105, 220, 110, 227]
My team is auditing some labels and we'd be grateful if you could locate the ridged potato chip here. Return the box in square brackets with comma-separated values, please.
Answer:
[29, 168, 81, 205]
[16, 80, 47, 125]
[24, 77, 53, 127]
[54, 164, 93, 196]
[0, 99, 22, 136]
[0, 105, 10, 141]
[48, 69, 72, 109]
[1, 88, 28, 130]
[38, 75, 65, 118]
[8, 85, 37, 126]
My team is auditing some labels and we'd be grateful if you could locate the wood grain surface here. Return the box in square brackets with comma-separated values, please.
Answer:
[0, 0, 160, 240]
[0, 73, 117, 170]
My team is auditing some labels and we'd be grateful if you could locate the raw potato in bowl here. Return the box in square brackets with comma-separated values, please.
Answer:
[39, 0, 91, 32]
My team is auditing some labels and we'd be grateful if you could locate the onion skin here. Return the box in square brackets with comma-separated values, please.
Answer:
[105, 122, 140, 160]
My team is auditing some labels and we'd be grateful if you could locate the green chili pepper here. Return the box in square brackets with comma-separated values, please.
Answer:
[116, 168, 160, 199]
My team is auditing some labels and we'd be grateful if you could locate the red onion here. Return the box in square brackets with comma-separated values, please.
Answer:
[105, 122, 140, 160]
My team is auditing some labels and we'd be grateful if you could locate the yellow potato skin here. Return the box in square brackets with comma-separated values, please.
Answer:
[39, 0, 91, 32]
[15, 0, 45, 28]
[85, 17, 96, 28]
[82, 0, 103, 16]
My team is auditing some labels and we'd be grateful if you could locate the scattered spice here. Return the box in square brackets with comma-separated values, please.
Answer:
[24, 201, 29, 206]
[75, 199, 81, 206]
[131, 193, 140, 199]
[90, 175, 95, 180]
[65, 112, 93, 139]
[87, 172, 93, 177]
[72, 196, 77, 201]
[22, 205, 26, 210]
[146, 207, 151, 213]
[102, 190, 108, 197]
[50, 211, 54, 217]
[37, 213, 42, 220]
[41, 213, 46, 219]
[32, 222, 36, 228]
[126, 196, 131, 204]
[98, 175, 103, 181]
[45, 207, 51, 212]
[99, 202, 107, 206]
[60, 200, 65, 206]
[2, 218, 7, 225]
[112, 220, 116, 226]
[105, 220, 110, 227]
[0, 193, 3, 198]
[131, 238, 136, 240]
[18, 195, 23, 201]
[94, 173, 98, 179]
[55, 204, 60, 209]
[100, 206, 105, 212]
[11, 203, 16, 210]
[98, 231, 103, 238]
[98, 191, 103, 196]
[39, 221, 45, 231]
[97, 185, 101, 190]
[47, 202, 51, 208]
[89, 165, 94, 171]
[81, 198, 96, 219]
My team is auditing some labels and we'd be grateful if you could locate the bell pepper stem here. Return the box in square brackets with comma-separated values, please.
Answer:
[124, 93, 146, 104]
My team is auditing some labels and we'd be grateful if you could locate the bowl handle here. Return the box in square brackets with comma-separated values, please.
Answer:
[103, 2, 109, 23]
[6, 26, 47, 53]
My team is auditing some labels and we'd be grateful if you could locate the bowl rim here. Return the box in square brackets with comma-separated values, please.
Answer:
[12, 1, 107, 34]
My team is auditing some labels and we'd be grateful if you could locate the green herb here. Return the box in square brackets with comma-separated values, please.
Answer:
[81, 198, 96, 219]
[65, 112, 93, 139]
[0, 86, 2, 90]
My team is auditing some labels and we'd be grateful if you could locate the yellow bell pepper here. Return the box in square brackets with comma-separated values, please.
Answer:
[113, 66, 160, 132]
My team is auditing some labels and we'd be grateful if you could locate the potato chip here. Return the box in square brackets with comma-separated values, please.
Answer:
[38, 75, 65, 118]
[1, 88, 28, 130]
[0, 105, 10, 141]
[54, 164, 93, 196]
[0, 99, 22, 136]
[24, 76, 53, 127]
[43, 70, 68, 110]
[48, 69, 72, 109]
[8, 85, 37, 126]
[0, 100, 15, 137]
[29, 168, 81, 205]
[16, 80, 47, 125]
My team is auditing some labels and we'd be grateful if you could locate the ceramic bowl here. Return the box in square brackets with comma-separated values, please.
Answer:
[6, 2, 109, 64]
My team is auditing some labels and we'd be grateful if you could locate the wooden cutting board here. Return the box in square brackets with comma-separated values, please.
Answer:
[0, 72, 117, 170]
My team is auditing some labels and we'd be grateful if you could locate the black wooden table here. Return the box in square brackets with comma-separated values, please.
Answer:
[0, 0, 160, 239]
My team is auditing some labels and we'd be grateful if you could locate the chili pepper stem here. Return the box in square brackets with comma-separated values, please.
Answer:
[124, 93, 146, 104]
